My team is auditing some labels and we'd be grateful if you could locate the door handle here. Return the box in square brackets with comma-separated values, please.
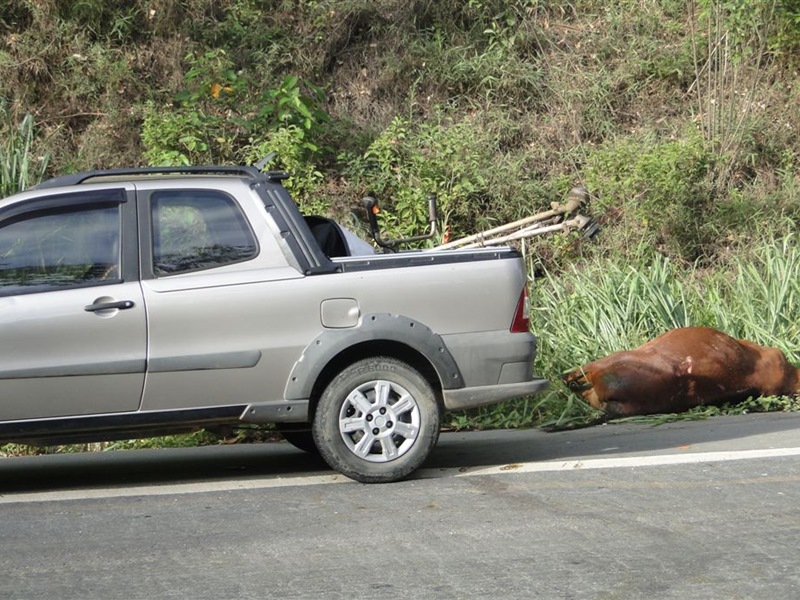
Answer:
[84, 300, 136, 312]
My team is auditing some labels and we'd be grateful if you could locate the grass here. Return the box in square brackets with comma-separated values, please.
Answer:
[0, 103, 49, 197]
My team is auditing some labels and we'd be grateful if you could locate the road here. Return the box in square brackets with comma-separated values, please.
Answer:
[2, 412, 800, 599]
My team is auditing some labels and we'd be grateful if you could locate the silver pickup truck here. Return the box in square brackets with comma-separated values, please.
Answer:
[0, 165, 548, 482]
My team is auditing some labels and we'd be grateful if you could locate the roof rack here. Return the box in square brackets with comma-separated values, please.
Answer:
[35, 165, 289, 190]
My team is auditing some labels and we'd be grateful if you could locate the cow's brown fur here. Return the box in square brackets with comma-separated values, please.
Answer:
[563, 327, 800, 417]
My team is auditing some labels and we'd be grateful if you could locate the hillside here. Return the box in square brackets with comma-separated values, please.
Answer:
[2, 0, 799, 428]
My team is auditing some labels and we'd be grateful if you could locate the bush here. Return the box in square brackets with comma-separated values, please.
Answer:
[141, 49, 330, 173]
[340, 110, 567, 246]
[582, 133, 714, 263]
[245, 128, 326, 214]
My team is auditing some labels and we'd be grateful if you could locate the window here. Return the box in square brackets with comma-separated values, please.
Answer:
[151, 191, 257, 275]
[0, 203, 120, 296]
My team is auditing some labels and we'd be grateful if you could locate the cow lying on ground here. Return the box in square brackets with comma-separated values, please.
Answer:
[563, 326, 800, 418]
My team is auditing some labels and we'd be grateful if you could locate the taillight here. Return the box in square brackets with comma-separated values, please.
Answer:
[510, 287, 530, 333]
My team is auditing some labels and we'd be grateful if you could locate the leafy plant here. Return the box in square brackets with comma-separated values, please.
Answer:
[141, 50, 329, 169]
[244, 127, 326, 212]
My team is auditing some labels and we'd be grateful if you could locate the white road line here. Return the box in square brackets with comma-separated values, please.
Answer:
[0, 472, 349, 504]
[3, 446, 800, 503]
[418, 446, 800, 478]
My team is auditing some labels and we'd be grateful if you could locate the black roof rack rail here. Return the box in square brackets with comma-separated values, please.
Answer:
[35, 165, 289, 190]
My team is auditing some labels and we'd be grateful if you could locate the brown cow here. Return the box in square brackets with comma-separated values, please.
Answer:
[563, 326, 800, 417]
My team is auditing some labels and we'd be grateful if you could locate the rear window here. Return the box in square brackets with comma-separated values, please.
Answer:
[151, 191, 257, 276]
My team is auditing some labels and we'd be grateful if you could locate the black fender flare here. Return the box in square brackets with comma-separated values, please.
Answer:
[284, 313, 464, 402]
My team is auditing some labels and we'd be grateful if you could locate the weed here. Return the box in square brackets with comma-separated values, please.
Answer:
[582, 132, 715, 263]
[142, 50, 330, 169]
[0, 103, 49, 196]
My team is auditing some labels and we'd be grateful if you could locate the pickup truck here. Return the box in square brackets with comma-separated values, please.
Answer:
[0, 165, 548, 482]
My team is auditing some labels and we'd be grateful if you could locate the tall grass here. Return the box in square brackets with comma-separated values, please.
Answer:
[700, 232, 800, 361]
[688, 0, 782, 190]
[0, 103, 49, 198]
[531, 251, 690, 371]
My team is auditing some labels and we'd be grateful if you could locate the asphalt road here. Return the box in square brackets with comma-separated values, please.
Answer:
[2, 412, 800, 599]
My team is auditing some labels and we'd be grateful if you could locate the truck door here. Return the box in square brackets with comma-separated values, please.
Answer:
[137, 186, 308, 412]
[0, 188, 146, 421]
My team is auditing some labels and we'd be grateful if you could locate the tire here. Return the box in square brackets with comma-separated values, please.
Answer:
[312, 357, 441, 483]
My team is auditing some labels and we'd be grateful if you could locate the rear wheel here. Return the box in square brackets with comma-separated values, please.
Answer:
[312, 357, 441, 483]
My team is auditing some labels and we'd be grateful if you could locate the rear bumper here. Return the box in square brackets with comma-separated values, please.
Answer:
[441, 330, 538, 388]
[442, 377, 550, 411]
[439, 329, 548, 410]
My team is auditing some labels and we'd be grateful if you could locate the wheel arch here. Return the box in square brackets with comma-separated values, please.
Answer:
[284, 314, 463, 419]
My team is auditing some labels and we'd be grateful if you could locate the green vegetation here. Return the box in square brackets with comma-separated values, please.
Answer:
[0, 429, 219, 457]
[0, 102, 49, 197]
[1, 0, 799, 452]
